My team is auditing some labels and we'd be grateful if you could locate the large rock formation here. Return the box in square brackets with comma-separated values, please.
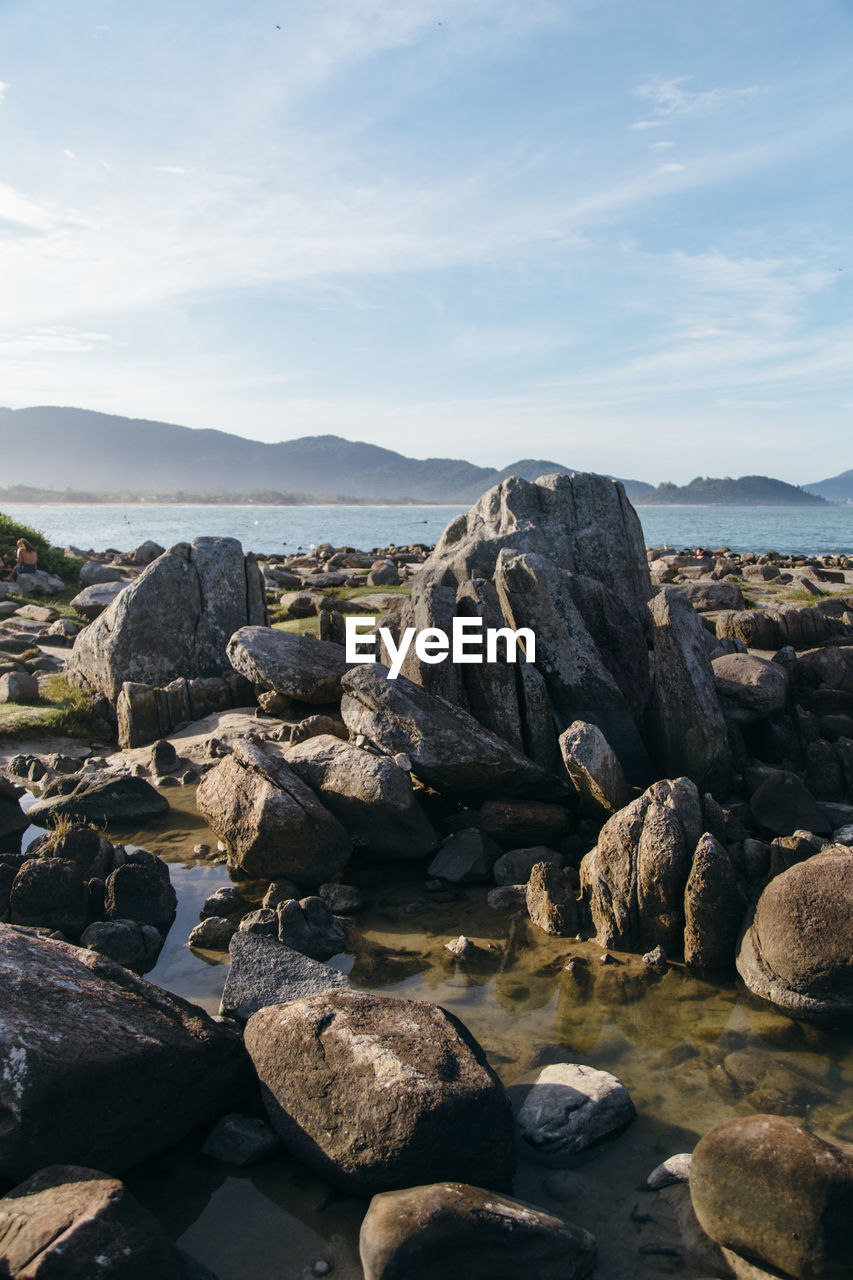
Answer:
[244, 989, 516, 1195]
[67, 537, 266, 704]
[0, 926, 246, 1181]
[227, 626, 352, 704]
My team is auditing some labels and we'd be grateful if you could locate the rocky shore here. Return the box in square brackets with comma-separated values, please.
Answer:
[2, 471, 853, 1279]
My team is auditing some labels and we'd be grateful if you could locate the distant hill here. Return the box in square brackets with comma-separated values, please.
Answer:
[0, 406, 652, 503]
[804, 469, 853, 503]
[637, 475, 827, 506]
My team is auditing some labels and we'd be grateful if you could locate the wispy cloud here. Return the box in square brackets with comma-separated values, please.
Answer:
[0, 327, 110, 354]
[63, 148, 75, 158]
[630, 75, 764, 129]
[158, 166, 186, 175]
[0, 81, 8, 104]
[648, 140, 674, 152]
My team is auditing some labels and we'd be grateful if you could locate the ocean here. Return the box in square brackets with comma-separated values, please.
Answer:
[4, 501, 853, 557]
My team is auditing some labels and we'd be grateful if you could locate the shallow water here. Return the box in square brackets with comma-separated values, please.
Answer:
[21, 790, 853, 1278]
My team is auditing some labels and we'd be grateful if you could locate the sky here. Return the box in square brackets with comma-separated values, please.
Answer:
[1, 0, 851, 484]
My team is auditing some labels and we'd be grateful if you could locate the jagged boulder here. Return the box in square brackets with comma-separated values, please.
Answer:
[682, 833, 746, 970]
[196, 739, 350, 883]
[67, 537, 266, 703]
[712, 652, 789, 725]
[559, 720, 629, 814]
[227, 626, 352, 703]
[286, 734, 438, 858]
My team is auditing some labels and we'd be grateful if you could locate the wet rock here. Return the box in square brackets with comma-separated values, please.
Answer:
[0, 1164, 217, 1280]
[262, 879, 300, 909]
[105, 862, 177, 932]
[150, 737, 179, 774]
[10, 858, 88, 939]
[736, 847, 853, 1020]
[276, 895, 347, 960]
[486, 884, 527, 911]
[646, 1153, 692, 1189]
[559, 720, 629, 814]
[244, 989, 516, 1195]
[712, 653, 788, 726]
[748, 771, 832, 836]
[445, 935, 478, 958]
[711, 1049, 816, 1115]
[428, 829, 502, 884]
[227, 626, 351, 703]
[287, 734, 438, 859]
[67, 537, 266, 703]
[683, 833, 746, 971]
[642, 945, 668, 972]
[201, 885, 247, 916]
[26, 769, 169, 826]
[219, 930, 348, 1022]
[188, 916, 237, 950]
[238, 907, 279, 936]
[81, 919, 164, 972]
[359, 1182, 596, 1280]
[526, 861, 580, 936]
[0, 927, 247, 1180]
[196, 739, 350, 885]
[690, 1115, 853, 1280]
[493, 845, 564, 886]
[318, 882, 364, 915]
[0, 777, 29, 841]
[647, 589, 732, 796]
[473, 799, 573, 847]
[514, 1063, 635, 1160]
[201, 1113, 281, 1167]
[340, 665, 556, 801]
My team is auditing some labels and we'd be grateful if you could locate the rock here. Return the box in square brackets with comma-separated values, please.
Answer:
[80, 919, 164, 972]
[748, 772, 832, 836]
[0, 926, 246, 1180]
[526, 861, 580, 936]
[196, 739, 350, 884]
[683, 833, 746, 970]
[647, 1153, 692, 1189]
[0, 1164, 216, 1280]
[70, 580, 130, 619]
[487, 885, 527, 911]
[444, 935, 479, 958]
[227, 626, 351, 703]
[219, 930, 349, 1022]
[47, 617, 80, 640]
[427, 829, 502, 884]
[690, 1115, 853, 1280]
[670, 581, 746, 611]
[201, 1113, 281, 1167]
[473, 799, 573, 846]
[0, 777, 28, 841]
[493, 845, 564, 885]
[318, 882, 364, 915]
[736, 848, 853, 1020]
[14, 602, 57, 623]
[712, 653, 788, 725]
[239, 907, 279, 936]
[559, 720, 629, 814]
[9, 568, 65, 597]
[647, 589, 732, 795]
[79, 560, 131, 586]
[67, 537, 266, 703]
[188, 916, 236, 950]
[105, 862, 177, 931]
[0, 671, 39, 704]
[244, 989, 516, 1194]
[276, 895, 348, 960]
[262, 879, 300, 908]
[367, 560, 400, 587]
[26, 769, 169, 826]
[359, 1182, 596, 1280]
[494, 550, 653, 784]
[287, 734, 438, 859]
[581, 776, 724, 954]
[514, 1063, 635, 1160]
[9, 859, 88, 938]
[201, 885, 247, 916]
[151, 737, 179, 774]
[130, 539, 166, 565]
[340, 665, 556, 800]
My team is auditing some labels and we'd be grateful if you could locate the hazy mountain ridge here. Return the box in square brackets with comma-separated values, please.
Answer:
[0, 406, 839, 506]
[805, 469, 853, 503]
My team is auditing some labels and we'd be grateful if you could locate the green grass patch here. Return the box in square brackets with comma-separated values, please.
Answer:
[780, 587, 822, 605]
[0, 674, 105, 740]
[272, 617, 321, 636]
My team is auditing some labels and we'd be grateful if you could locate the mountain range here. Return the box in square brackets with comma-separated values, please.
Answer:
[0, 405, 847, 505]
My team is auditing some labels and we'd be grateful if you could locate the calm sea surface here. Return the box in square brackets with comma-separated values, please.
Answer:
[5, 501, 853, 556]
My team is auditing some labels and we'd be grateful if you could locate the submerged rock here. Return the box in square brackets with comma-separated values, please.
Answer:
[514, 1063, 635, 1161]
[244, 989, 516, 1195]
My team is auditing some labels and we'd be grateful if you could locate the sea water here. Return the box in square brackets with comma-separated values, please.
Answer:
[5, 502, 853, 556]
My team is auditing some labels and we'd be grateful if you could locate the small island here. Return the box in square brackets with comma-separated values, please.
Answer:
[636, 475, 827, 506]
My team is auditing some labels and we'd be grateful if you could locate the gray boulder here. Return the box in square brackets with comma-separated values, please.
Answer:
[10, 858, 88, 938]
[201, 1113, 281, 1167]
[227, 626, 351, 703]
[276, 895, 348, 960]
[514, 1063, 635, 1160]
[494, 845, 563, 886]
[0, 926, 246, 1181]
[712, 652, 788, 725]
[647, 589, 732, 795]
[26, 769, 169, 826]
[340, 665, 556, 800]
[427, 829, 502, 884]
[359, 1182, 595, 1280]
[0, 1164, 217, 1280]
[670, 581, 746, 611]
[690, 1115, 853, 1280]
[80, 919, 164, 973]
[244, 989, 516, 1194]
[9, 568, 65, 596]
[79, 560, 131, 586]
[0, 671, 39, 704]
[559, 720, 629, 814]
[67, 537, 266, 703]
[287, 734, 438, 859]
[130, 539, 166, 565]
[70, 580, 130, 620]
[0, 777, 28, 841]
[219, 929, 349, 1022]
[196, 739, 350, 884]
[736, 848, 853, 1020]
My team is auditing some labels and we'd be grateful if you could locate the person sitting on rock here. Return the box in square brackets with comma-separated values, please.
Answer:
[15, 538, 38, 578]
[0, 550, 18, 581]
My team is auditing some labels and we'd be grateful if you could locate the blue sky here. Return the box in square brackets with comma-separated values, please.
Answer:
[1, 0, 851, 482]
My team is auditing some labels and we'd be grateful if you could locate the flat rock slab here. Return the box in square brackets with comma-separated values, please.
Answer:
[220, 929, 349, 1022]
[513, 1063, 635, 1161]
[26, 769, 169, 826]
[227, 626, 352, 703]
[0, 925, 246, 1181]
